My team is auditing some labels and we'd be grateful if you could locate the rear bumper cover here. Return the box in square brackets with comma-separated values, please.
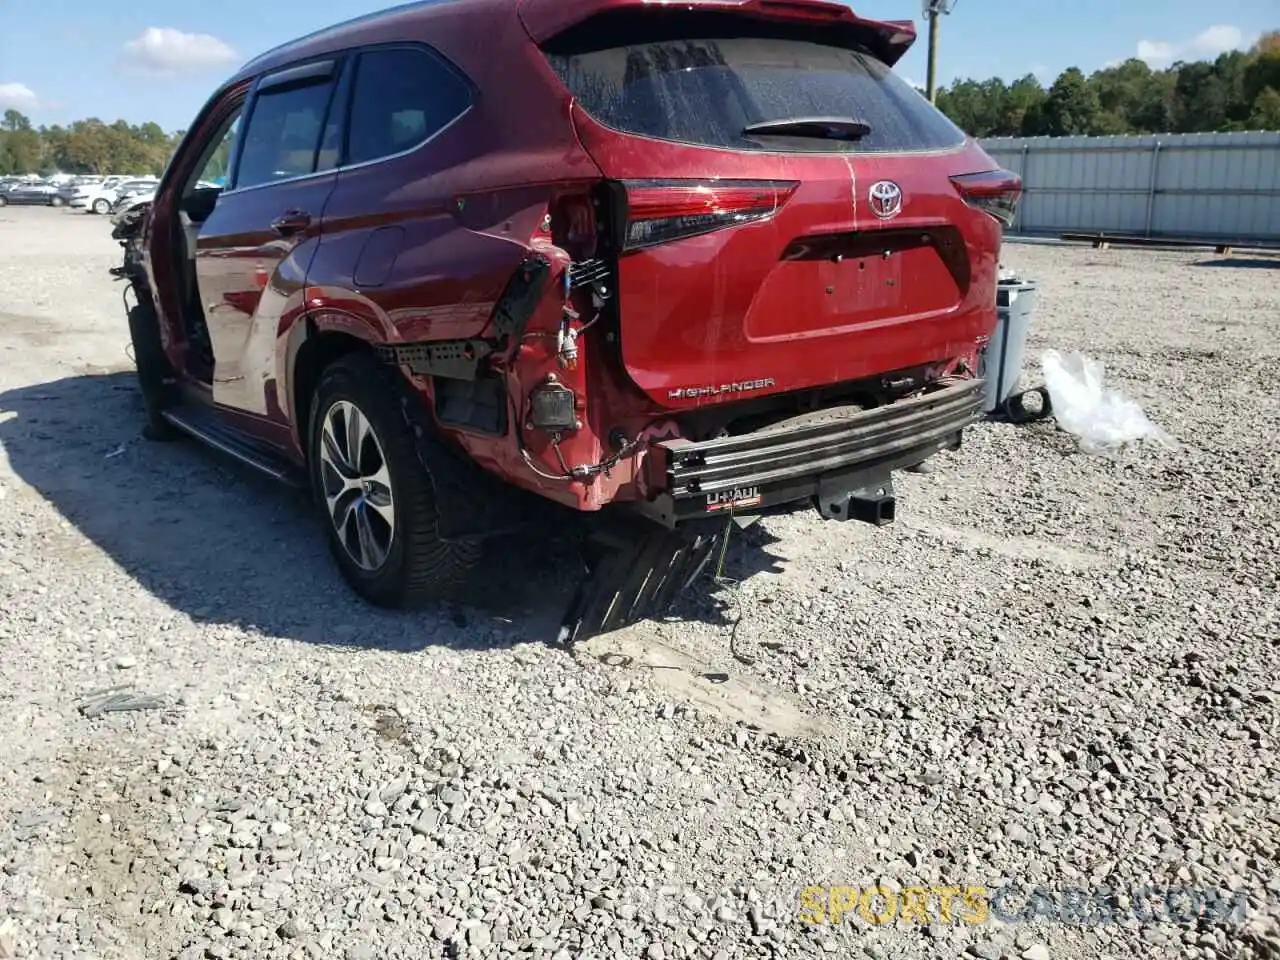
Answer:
[641, 378, 985, 526]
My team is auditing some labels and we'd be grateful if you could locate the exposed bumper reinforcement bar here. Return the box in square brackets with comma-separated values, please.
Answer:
[559, 379, 985, 644]
[644, 378, 985, 525]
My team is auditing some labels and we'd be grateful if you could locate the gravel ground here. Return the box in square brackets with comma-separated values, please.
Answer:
[0, 206, 1277, 960]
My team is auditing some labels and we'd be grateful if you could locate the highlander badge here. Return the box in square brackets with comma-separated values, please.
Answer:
[668, 378, 776, 401]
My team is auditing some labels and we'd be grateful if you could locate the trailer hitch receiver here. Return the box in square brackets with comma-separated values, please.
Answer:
[816, 475, 896, 525]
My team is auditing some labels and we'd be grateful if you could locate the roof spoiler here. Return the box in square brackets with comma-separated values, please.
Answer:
[517, 0, 917, 67]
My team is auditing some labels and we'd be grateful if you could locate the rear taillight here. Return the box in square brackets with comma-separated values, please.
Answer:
[950, 170, 1022, 227]
[621, 179, 798, 250]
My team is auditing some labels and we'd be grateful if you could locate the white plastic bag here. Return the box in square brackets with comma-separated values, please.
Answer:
[1040, 349, 1176, 455]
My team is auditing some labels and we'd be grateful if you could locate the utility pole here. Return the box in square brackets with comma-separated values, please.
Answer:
[923, 0, 957, 104]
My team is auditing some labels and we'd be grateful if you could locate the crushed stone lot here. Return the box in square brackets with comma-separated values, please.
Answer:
[0, 206, 1277, 960]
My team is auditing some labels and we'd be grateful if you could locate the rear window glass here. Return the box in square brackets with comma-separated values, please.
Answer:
[545, 34, 965, 154]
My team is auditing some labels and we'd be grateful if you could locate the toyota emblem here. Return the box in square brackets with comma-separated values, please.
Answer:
[868, 180, 904, 220]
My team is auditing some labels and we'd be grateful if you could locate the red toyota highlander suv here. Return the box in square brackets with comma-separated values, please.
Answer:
[112, 0, 1020, 641]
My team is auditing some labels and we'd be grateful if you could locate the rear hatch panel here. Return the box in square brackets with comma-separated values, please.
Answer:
[537, 7, 1006, 409]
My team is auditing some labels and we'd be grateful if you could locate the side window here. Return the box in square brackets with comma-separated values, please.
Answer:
[235, 78, 336, 190]
[345, 46, 471, 167]
[190, 110, 241, 190]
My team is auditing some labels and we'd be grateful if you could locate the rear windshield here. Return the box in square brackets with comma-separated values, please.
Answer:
[544, 27, 965, 155]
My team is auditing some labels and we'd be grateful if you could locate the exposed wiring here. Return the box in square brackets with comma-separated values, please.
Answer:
[517, 428, 641, 484]
[520, 308, 600, 371]
[520, 446, 578, 482]
[711, 512, 734, 584]
[573, 434, 640, 478]
[508, 377, 636, 484]
[505, 301, 642, 482]
[729, 603, 755, 666]
[518, 310, 600, 344]
[706, 512, 757, 666]
[551, 438, 574, 477]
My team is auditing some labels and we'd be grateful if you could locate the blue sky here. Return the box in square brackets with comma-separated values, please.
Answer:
[1, 0, 1275, 131]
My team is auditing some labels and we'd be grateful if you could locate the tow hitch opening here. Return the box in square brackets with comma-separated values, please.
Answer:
[817, 477, 896, 525]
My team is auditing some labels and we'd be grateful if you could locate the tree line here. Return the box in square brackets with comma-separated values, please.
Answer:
[936, 31, 1280, 138]
[1, 30, 1277, 175]
[0, 111, 181, 177]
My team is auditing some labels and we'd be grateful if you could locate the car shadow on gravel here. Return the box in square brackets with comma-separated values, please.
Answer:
[0, 373, 787, 652]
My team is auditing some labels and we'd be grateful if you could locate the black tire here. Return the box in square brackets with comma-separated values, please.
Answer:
[92, 198, 110, 215]
[0, 196, 7, 207]
[126, 300, 180, 441]
[308, 352, 480, 608]
[50, 196, 64, 207]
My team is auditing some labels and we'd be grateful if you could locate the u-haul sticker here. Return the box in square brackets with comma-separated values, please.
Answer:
[706, 487, 763, 512]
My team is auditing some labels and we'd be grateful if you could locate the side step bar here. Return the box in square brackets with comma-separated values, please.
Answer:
[161, 407, 305, 487]
[558, 516, 727, 645]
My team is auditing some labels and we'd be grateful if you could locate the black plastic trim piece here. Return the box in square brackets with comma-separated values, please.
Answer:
[258, 59, 338, 92]
[434, 374, 507, 435]
[374, 339, 494, 380]
[559, 514, 725, 645]
[491, 255, 551, 338]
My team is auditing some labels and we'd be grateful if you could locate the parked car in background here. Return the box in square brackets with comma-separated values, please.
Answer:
[1, 175, 43, 193]
[57, 175, 104, 205]
[113, 0, 1019, 642]
[0, 181, 65, 207]
[71, 176, 151, 213]
[70, 180, 118, 213]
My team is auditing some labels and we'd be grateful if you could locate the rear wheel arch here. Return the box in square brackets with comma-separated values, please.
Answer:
[290, 323, 378, 462]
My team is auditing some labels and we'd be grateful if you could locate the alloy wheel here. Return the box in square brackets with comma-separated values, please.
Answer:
[317, 399, 396, 571]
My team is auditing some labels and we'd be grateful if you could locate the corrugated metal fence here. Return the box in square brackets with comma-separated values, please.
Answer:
[978, 132, 1280, 244]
